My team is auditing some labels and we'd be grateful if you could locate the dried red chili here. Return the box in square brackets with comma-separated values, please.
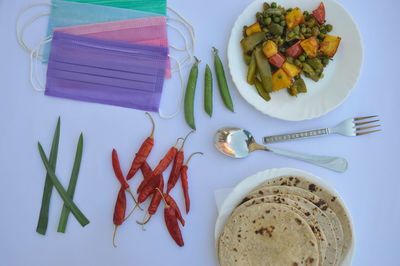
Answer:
[156, 188, 184, 247]
[181, 152, 203, 214]
[166, 131, 194, 194]
[164, 193, 185, 226]
[113, 186, 126, 248]
[152, 137, 182, 177]
[137, 161, 153, 194]
[126, 112, 155, 180]
[112, 149, 140, 208]
[148, 175, 164, 215]
[137, 174, 163, 203]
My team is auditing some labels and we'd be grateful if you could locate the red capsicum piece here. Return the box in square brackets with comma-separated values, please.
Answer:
[268, 52, 286, 68]
[285, 41, 303, 58]
[312, 2, 325, 24]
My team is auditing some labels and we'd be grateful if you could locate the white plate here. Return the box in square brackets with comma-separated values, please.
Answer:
[227, 0, 363, 121]
[214, 168, 355, 265]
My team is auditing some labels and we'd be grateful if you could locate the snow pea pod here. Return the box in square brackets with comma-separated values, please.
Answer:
[213, 47, 234, 112]
[184, 57, 200, 130]
[204, 64, 213, 117]
[255, 78, 271, 101]
[254, 46, 273, 92]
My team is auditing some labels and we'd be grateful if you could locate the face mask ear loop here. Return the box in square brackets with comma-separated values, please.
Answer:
[167, 6, 196, 40]
[16, 3, 52, 54]
[20, 12, 50, 56]
[158, 55, 184, 119]
[30, 37, 51, 92]
[167, 22, 188, 51]
[167, 17, 195, 72]
[167, 22, 192, 72]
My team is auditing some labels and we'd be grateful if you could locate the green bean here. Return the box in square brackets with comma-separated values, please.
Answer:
[204, 64, 213, 117]
[266, 7, 282, 16]
[254, 46, 273, 92]
[57, 133, 83, 233]
[255, 78, 271, 101]
[247, 51, 256, 85]
[36, 117, 60, 235]
[268, 23, 283, 35]
[243, 53, 251, 65]
[184, 57, 200, 129]
[37, 143, 89, 227]
[213, 47, 234, 112]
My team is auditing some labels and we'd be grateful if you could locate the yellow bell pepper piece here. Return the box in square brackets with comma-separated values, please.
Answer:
[285, 8, 305, 29]
[282, 62, 302, 78]
[245, 22, 262, 36]
[300, 36, 319, 58]
[320, 34, 341, 57]
[272, 69, 292, 92]
[262, 40, 278, 58]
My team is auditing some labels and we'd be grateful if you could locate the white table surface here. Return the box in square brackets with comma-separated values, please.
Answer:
[1, 0, 399, 265]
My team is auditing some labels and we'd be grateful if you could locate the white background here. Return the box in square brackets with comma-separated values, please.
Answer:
[1, 0, 399, 265]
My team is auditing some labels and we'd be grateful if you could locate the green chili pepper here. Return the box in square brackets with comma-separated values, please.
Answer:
[184, 57, 200, 129]
[37, 143, 90, 227]
[247, 51, 256, 85]
[213, 47, 234, 112]
[57, 133, 84, 233]
[204, 64, 213, 117]
[36, 117, 60, 235]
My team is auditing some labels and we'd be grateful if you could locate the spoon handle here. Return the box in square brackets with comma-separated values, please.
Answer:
[267, 147, 348, 172]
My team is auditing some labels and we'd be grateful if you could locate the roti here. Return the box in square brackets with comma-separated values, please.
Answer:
[256, 176, 352, 265]
[241, 185, 343, 265]
[218, 203, 320, 266]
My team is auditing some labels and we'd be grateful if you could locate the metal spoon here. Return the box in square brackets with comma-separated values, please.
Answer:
[214, 127, 348, 172]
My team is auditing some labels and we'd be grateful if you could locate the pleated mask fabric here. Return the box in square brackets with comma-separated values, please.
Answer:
[42, 0, 161, 61]
[53, 16, 171, 78]
[45, 32, 169, 112]
[63, 0, 166, 15]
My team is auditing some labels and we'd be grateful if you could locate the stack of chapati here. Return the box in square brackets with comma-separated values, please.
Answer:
[217, 176, 353, 266]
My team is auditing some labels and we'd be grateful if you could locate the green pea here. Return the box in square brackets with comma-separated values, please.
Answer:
[280, 15, 285, 21]
[303, 11, 309, 16]
[298, 55, 306, 62]
[271, 2, 277, 8]
[213, 47, 234, 112]
[294, 59, 302, 66]
[318, 33, 325, 39]
[273, 17, 280, 23]
[287, 8, 293, 13]
[323, 58, 330, 65]
[301, 27, 307, 34]
[184, 57, 200, 129]
[280, 20, 286, 27]
[288, 31, 295, 38]
[265, 17, 272, 25]
[326, 24, 333, 32]
[320, 27, 327, 34]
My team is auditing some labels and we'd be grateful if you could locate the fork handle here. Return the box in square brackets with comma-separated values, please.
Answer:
[263, 128, 330, 144]
[267, 147, 348, 172]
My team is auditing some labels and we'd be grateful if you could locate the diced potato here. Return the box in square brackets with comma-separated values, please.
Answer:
[262, 40, 278, 58]
[272, 69, 292, 91]
[285, 8, 305, 29]
[282, 62, 302, 78]
[300, 36, 319, 58]
[245, 22, 262, 36]
[320, 34, 341, 57]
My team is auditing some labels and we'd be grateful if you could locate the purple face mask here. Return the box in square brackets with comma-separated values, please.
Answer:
[45, 32, 168, 112]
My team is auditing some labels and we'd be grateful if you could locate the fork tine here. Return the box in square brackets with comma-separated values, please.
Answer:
[356, 124, 381, 131]
[354, 115, 378, 121]
[355, 119, 380, 126]
[356, 129, 381, 136]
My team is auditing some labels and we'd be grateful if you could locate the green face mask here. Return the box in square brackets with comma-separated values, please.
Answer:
[63, 0, 166, 15]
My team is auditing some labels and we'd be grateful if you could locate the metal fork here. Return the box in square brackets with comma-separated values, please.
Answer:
[263, 115, 381, 144]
